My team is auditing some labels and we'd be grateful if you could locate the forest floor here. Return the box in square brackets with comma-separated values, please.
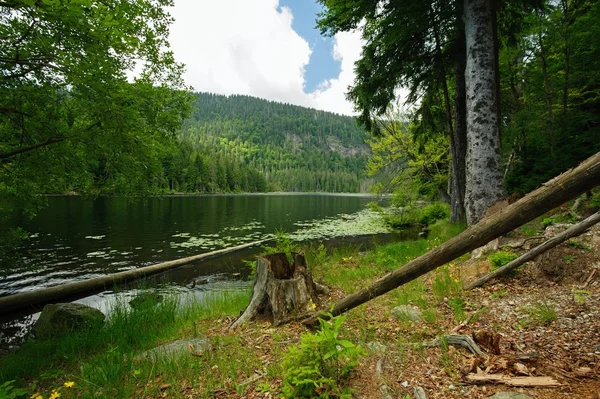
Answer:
[192, 208, 600, 399]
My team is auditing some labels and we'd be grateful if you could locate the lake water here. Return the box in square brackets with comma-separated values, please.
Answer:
[1, 194, 396, 296]
[1, 194, 408, 346]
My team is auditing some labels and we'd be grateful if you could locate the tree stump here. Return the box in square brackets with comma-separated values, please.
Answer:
[230, 252, 320, 330]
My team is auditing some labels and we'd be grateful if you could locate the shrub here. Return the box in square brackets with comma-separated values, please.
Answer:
[366, 201, 383, 213]
[282, 313, 363, 398]
[488, 250, 519, 270]
[419, 203, 450, 225]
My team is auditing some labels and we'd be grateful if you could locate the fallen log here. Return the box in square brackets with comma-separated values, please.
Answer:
[0, 239, 271, 314]
[466, 210, 600, 289]
[230, 252, 319, 330]
[303, 152, 600, 327]
[464, 374, 561, 387]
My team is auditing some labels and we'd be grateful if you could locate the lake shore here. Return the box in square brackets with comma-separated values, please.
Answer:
[1, 215, 599, 398]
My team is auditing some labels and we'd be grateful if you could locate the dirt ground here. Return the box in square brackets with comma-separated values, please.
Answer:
[195, 217, 600, 399]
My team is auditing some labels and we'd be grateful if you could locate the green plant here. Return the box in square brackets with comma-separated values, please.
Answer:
[573, 289, 591, 305]
[431, 266, 462, 302]
[448, 297, 466, 321]
[421, 308, 438, 324]
[563, 255, 577, 265]
[523, 302, 557, 325]
[0, 380, 27, 399]
[489, 288, 507, 299]
[418, 203, 450, 225]
[542, 217, 555, 228]
[366, 201, 383, 213]
[262, 229, 300, 261]
[566, 240, 590, 250]
[281, 313, 363, 399]
[488, 250, 519, 270]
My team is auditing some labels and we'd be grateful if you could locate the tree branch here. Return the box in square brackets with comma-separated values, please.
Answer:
[0, 136, 66, 161]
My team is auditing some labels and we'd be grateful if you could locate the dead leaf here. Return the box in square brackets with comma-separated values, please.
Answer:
[513, 363, 529, 375]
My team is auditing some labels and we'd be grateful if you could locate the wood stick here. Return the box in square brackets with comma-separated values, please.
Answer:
[303, 152, 600, 327]
[466, 211, 600, 289]
[583, 269, 597, 288]
[465, 374, 561, 387]
[0, 239, 271, 314]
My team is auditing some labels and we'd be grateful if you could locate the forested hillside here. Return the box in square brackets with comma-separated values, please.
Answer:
[178, 93, 371, 193]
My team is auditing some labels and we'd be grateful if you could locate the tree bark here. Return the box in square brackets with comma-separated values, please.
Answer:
[451, 1, 467, 224]
[466, 210, 600, 289]
[303, 152, 600, 327]
[463, 0, 506, 225]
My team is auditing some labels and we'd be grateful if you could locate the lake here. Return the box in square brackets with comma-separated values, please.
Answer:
[1, 194, 396, 296]
[1, 194, 409, 345]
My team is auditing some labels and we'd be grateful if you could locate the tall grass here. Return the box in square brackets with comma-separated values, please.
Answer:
[0, 289, 250, 392]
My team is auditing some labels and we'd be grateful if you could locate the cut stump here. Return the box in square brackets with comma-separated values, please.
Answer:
[230, 252, 319, 330]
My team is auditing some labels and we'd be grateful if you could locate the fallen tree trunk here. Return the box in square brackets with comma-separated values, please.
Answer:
[230, 252, 319, 330]
[0, 239, 270, 314]
[466, 210, 600, 289]
[304, 152, 600, 327]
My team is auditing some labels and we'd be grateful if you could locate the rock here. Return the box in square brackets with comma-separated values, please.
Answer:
[413, 386, 428, 399]
[544, 223, 573, 238]
[391, 305, 422, 322]
[488, 392, 532, 399]
[33, 303, 105, 338]
[366, 341, 387, 354]
[129, 291, 163, 310]
[134, 338, 211, 361]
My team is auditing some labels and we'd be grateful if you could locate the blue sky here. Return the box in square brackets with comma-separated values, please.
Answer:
[278, 0, 341, 92]
[167, 0, 364, 115]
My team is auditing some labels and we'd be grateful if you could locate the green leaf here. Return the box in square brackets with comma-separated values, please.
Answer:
[336, 340, 355, 348]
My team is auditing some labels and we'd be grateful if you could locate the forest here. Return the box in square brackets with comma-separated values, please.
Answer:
[1, 0, 599, 227]
[320, 0, 599, 225]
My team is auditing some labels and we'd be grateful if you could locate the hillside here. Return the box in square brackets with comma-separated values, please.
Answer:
[180, 93, 372, 193]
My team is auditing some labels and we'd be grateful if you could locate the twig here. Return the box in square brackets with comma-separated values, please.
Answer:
[583, 269, 597, 288]
[451, 306, 484, 333]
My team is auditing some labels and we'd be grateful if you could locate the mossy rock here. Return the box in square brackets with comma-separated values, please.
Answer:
[129, 292, 163, 310]
[33, 303, 105, 338]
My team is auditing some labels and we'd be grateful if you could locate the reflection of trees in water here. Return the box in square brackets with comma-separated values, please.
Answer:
[0, 314, 34, 352]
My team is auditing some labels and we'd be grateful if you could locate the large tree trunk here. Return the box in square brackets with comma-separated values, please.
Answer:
[464, 0, 506, 225]
[303, 152, 600, 327]
[451, 0, 468, 224]
[230, 252, 319, 330]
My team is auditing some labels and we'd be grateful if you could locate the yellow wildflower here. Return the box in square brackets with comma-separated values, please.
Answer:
[64, 382, 75, 388]
[49, 390, 60, 399]
[30, 394, 43, 399]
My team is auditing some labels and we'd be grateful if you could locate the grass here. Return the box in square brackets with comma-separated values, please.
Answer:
[522, 302, 557, 326]
[0, 290, 251, 398]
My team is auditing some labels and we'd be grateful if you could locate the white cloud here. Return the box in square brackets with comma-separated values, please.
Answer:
[168, 0, 363, 115]
[309, 30, 363, 115]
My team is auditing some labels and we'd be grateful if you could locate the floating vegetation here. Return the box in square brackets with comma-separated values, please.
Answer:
[222, 221, 265, 232]
[85, 235, 105, 240]
[86, 251, 109, 258]
[290, 209, 389, 242]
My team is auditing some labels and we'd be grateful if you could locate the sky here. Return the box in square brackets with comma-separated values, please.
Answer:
[167, 0, 363, 116]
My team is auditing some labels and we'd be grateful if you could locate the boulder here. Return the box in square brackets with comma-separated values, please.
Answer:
[134, 338, 211, 361]
[391, 305, 422, 322]
[33, 303, 105, 338]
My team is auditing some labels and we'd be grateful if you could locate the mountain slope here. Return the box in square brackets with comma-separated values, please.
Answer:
[181, 93, 372, 192]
